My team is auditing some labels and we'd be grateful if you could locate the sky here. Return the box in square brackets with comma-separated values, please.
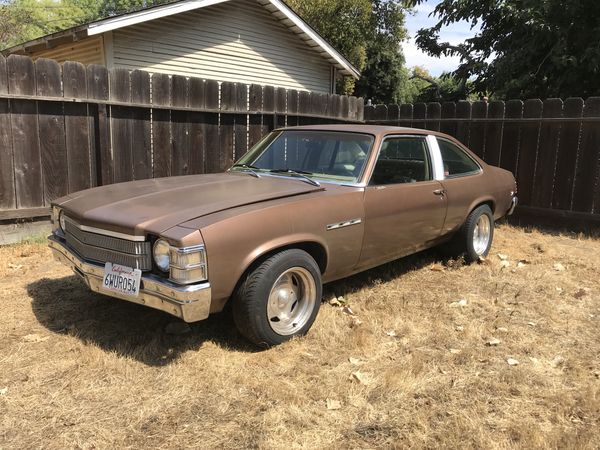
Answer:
[403, 0, 479, 76]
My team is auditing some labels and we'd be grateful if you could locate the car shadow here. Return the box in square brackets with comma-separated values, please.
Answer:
[28, 275, 257, 367]
[28, 247, 451, 366]
[322, 247, 447, 301]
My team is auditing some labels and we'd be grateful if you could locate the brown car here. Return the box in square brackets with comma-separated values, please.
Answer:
[49, 125, 518, 347]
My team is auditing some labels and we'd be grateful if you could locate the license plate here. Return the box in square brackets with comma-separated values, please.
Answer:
[102, 262, 142, 298]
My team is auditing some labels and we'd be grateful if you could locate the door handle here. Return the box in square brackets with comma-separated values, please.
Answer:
[433, 189, 447, 196]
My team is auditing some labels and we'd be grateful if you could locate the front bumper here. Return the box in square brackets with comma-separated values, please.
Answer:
[48, 235, 211, 322]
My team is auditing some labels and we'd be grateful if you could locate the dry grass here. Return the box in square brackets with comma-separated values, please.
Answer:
[1, 224, 599, 449]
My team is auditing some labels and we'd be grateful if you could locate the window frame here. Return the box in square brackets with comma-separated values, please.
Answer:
[437, 137, 483, 179]
[368, 134, 435, 186]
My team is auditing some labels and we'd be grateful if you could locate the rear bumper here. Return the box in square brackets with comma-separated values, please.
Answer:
[507, 195, 518, 216]
[48, 235, 211, 323]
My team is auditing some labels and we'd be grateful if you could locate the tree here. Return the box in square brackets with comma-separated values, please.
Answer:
[353, 0, 409, 103]
[287, 0, 410, 100]
[0, 0, 171, 49]
[411, 0, 600, 100]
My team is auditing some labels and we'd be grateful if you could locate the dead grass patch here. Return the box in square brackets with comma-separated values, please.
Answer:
[0, 224, 599, 449]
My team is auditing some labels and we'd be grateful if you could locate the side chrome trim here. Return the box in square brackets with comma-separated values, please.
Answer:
[65, 215, 146, 242]
[326, 218, 362, 231]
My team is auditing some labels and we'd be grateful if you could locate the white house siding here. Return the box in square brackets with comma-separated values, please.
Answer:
[29, 36, 105, 66]
[111, 0, 333, 92]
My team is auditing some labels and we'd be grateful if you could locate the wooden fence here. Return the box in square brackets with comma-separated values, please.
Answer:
[365, 99, 600, 227]
[0, 54, 364, 221]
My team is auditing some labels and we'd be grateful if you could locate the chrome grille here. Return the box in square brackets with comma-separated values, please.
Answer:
[64, 220, 152, 270]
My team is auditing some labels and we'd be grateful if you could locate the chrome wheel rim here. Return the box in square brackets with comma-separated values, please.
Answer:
[473, 215, 491, 255]
[267, 267, 316, 336]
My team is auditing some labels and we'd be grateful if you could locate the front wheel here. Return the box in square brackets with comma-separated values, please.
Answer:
[444, 204, 495, 263]
[233, 249, 322, 348]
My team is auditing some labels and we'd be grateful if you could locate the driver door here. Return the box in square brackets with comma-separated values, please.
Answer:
[358, 135, 448, 268]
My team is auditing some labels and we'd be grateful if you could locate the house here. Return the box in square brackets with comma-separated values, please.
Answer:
[1, 0, 360, 94]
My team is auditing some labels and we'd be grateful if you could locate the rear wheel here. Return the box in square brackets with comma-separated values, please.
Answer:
[233, 249, 322, 348]
[443, 205, 495, 263]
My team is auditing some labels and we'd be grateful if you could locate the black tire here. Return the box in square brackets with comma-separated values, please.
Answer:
[232, 249, 322, 348]
[444, 204, 495, 263]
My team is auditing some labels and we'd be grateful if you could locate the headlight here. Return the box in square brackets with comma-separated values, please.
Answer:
[153, 239, 171, 272]
[153, 239, 208, 284]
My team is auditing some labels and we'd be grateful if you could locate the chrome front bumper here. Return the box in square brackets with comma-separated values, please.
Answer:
[48, 235, 211, 322]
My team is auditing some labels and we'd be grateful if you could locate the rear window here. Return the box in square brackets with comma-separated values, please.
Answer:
[438, 139, 481, 178]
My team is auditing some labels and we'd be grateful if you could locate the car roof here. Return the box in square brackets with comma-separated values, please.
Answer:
[278, 124, 444, 138]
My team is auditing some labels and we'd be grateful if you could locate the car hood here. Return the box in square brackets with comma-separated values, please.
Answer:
[55, 173, 324, 236]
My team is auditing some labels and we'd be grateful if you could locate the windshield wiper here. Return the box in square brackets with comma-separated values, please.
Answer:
[230, 163, 261, 178]
[269, 169, 321, 187]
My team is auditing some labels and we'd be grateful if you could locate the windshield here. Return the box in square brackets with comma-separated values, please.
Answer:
[232, 130, 375, 184]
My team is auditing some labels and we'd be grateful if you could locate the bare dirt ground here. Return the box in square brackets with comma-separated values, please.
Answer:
[0, 224, 599, 449]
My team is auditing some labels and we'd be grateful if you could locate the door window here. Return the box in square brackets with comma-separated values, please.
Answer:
[438, 139, 481, 178]
[370, 136, 432, 185]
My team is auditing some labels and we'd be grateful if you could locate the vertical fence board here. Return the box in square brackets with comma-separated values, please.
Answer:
[298, 91, 311, 125]
[262, 85, 275, 132]
[455, 101, 471, 146]
[286, 89, 298, 127]
[517, 99, 543, 206]
[364, 105, 374, 121]
[110, 68, 133, 183]
[0, 55, 14, 209]
[399, 104, 413, 128]
[63, 61, 92, 193]
[129, 70, 151, 180]
[374, 105, 388, 123]
[8, 55, 42, 208]
[552, 98, 584, 211]
[356, 97, 364, 122]
[413, 103, 426, 130]
[426, 102, 441, 131]
[531, 99, 563, 208]
[469, 101, 488, 158]
[387, 104, 399, 126]
[440, 102, 456, 137]
[35, 59, 67, 205]
[339, 95, 349, 121]
[234, 83, 248, 158]
[171, 75, 191, 176]
[573, 97, 600, 213]
[152, 73, 172, 178]
[483, 101, 505, 166]
[349, 96, 358, 121]
[499, 100, 523, 174]
[248, 84, 263, 148]
[275, 87, 286, 129]
[219, 81, 235, 171]
[87, 65, 111, 186]
[188, 77, 206, 174]
[204, 80, 220, 173]
[328, 94, 339, 122]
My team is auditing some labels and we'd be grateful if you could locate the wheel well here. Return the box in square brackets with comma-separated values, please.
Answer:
[474, 200, 495, 214]
[254, 242, 328, 275]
